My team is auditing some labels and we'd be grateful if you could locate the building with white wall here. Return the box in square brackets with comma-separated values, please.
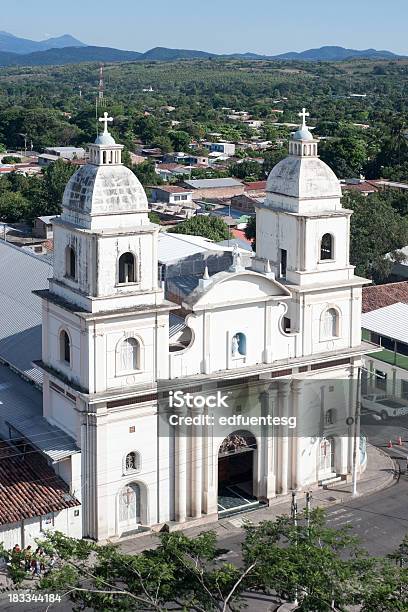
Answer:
[29, 110, 372, 540]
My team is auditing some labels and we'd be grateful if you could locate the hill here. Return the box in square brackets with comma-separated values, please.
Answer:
[273, 45, 399, 61]
[0, 31, 85, 54]
[0, 46, 142, 67]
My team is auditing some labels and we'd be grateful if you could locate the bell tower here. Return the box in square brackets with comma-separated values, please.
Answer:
[253, 107, 354, 288]
[252, 107, 367, 356]
[36, 117, 174, 540]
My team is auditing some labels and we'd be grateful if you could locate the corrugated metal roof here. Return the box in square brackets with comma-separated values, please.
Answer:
[169, 313, 186, 339]
[183, 178, 243, 189]
[0, 241, 51, 383]
[361, 302, 408, 344]
[0, 363, 78, 463]
[6, 414, 79, 463]
[158, 232, 223, 263]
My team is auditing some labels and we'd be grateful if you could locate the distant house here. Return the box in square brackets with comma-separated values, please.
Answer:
[151, 185, 194, 205]
[340, 179, 379, 196]
[230, 193, 258, 213]
[44, 147, 85, 160]
[202, 141, 236, 156]
[362, 283, 408, 400]
[243, 180, 267, 198]
[180, 178, 244, 200]
[0, 439, 81, 549]
[33, 215, 55, 239]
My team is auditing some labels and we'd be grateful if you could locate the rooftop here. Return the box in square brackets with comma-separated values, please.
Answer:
[362, 281, 408, 313]
[0, 240, 52, 383]
[362, 302, 408, 344]
[0, 440, 79, 525]
[0, 362, 79, 464]
[243, 181, 267, 191]
[182, 178, 243, 189]
[154, 185, 191, 194]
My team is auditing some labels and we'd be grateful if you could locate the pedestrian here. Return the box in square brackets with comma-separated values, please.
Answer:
[24, 545, 32, 571]
[11, 544, 21, 565]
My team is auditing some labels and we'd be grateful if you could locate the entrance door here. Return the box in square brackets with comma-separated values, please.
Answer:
[319, 437, 335, 477]
[217, 430, 258, 515]
[119, 483, 141, 532]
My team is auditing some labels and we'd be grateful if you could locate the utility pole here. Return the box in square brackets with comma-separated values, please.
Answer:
[352, 366, 362, 497]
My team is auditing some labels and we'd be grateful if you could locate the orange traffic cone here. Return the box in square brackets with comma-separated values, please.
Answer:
[397, 436, 403, 446]
[387, 440, 393, 448]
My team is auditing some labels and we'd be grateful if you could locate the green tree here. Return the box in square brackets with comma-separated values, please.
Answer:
[171, 216, 229, 241]
[345, 191, 408, 281]
[319, 134, 367, 178]
[244, 215, 256, 250]
[230, 160, 263, 181]
[0, 191, 29, 222]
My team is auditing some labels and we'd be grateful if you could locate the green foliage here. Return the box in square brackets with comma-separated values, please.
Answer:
[344, 191, 408, 281]
[244, 215, 256, 250]
[171, 215, 229, 241]
[132, 160, 163, 187]
[230, 160, 264, 181]
[2, 155, 21, 164]
[319, 132, 367, 178]
[29, 510, 408, 611]
[148, 211, 161, 224]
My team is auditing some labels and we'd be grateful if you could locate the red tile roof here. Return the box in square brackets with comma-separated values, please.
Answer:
[341, 181, 379, 194]
[0, 441, 80, 525]
[362, 281, 408, 313]
[243, 181, 267, 191]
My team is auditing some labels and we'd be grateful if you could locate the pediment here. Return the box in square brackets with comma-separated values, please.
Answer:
[184, 270, 291, 311]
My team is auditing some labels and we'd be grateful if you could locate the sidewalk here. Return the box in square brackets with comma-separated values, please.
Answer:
[118, 443, 395, 554]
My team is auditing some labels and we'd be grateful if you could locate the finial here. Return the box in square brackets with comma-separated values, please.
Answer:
[298, 107, 310, 129]
[203, 265, 210, 280]
[99, 111, 113, 133]
[265, 259, 271, 273]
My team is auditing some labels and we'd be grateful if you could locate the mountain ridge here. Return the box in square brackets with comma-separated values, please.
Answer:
[0, 32, 404, 67]
[0, 31, 85, 54]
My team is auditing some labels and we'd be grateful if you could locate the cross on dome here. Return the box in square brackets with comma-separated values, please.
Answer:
[298, 107, 310, 129]
[99, 111, 113, 133]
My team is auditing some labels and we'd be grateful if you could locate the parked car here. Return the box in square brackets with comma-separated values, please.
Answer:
[361, 394, 408, 420]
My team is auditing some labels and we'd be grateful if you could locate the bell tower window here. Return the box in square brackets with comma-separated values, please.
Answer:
[118, 252, 136, 284]
[322, 308, 339, 339]
[280, 249, 287, 278]
[60, 330, 71, 365]
[65, 246, 76, 279]
[320, 234, 334, 260]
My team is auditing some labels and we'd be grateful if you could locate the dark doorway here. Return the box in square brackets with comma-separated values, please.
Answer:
[217, 431, 260, 516]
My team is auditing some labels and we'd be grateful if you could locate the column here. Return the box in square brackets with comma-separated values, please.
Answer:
[175, 419, 187, 523]
[278, 380, 291, 495]
[202, 405, 218, 515]
[260, 386, 278, 501]
[291, 379, 303, 491]
[191, 408, 202, 518]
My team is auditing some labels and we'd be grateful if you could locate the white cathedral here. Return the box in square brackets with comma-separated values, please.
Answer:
[34, 111, 368, 540]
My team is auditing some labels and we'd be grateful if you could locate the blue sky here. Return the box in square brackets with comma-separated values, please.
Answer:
[4, 0, 407, 55]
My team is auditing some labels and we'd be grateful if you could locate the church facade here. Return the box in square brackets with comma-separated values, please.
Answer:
[34, 111, 369, 540]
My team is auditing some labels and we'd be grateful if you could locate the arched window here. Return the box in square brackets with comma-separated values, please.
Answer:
[231, 332, 246, 357]
[320, 234, 333, 260]
[124, 451, 141, 473]
[322, 308, 339, 339]
[60, 330, 71, 364]
[119, 337, 140, 371]
[65, 246, 76, 279]
[118, 252, 136, 284]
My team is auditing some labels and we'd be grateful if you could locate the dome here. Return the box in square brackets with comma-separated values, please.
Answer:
[293, 127, 314, 141]
[266, 156, 341, 199]
[94, 131, 116, 146]
[62, 164, 148, 216]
